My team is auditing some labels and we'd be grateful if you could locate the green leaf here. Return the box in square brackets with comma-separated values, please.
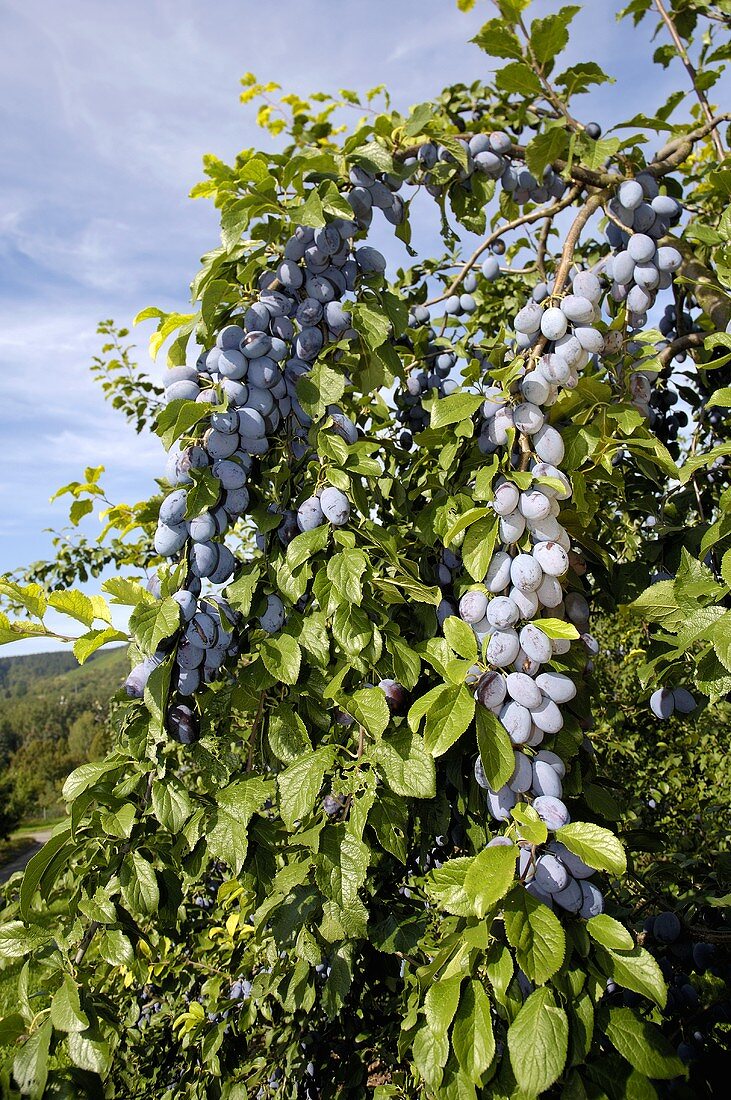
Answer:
[461, 515, 498, 583]
[471, 18, 523, 57]
[556, 822, 627, 874]
[525, 127, 571, 177]
[504, 886, 566, 984]
[185, 466, 222, 517]
[0, 922, 50, 960]
[596, 945, 667, 1008]
[278, 746, 336, 829]
[268, 705, 312, 763]
[73, 627, 127, 664]
[452, 980, 496, 1084]
[556, 61, 612, 97]
[351, 303, 391, 350]
[48, 590, 99, 627]
[370, 730, 436, 798]
[476, 706, 515, 790]
[535, 618, 580, 640]
[120, 851, 159, 915]
[495, 61, 543, 97]
[587, 914, 635, 951]
[50, 976, 89, 1033]
[425, 858, 474, 917]
[425, 975, 462, 1037]
[511, 802, 549, 845]
[100, 801, 136, 839]
[67, 1027, 112, 1076]
[443, 615, 478, 662]
[424, 683, 475, 757]
[463, 842, 517, 917]
[707, 386, 731, 408]
[508, 987, 569, 1095]
[0, 613, 50, 646]
[287, 524, 331, 571]
[327, 549, 367, 605]
[156, 399, 212, 449]
[430, 393, 485, 429]
[0, 578, 48, 618]
[346, 687, 391, 739]
[225, 564, 261, 616]
[13, 1019, 52, 1100]
[130, 596, 180, 654]
[208, 776, 273, 873]
[62, 757, 125, 801]
[606, 1007, 685, 1080]
[260, 635, 301, 684]
[349, 141, 394, 174]
[530, 7, 579, 64]
[20, 823, 73, 918]
[297, 360, 346, 419]
[316, 828, 370, 909]
[151, 777, 193, 834]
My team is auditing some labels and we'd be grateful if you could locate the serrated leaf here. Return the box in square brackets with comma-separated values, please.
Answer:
[424, 683, 475, 757]
[73, 627, 127, 664]
[495, 61, 543, 97]
[504, 886, 566, 984]
[595, 945, 667, 1008]
[508, 987, 568, 1095]
[525, 127, 570, 176]
[463, 842, 517, 917]
[462, 515, 499, 583]
[120, 852, 159, 915]
[606, 1007, 685, 1079]
[50, 976, 89, 1033]
[260, 635, 301, 684]
[476, 706, 515, 790]
[345, 686, 391, 739]
[452, 980, 496, 1084]
[587, 915, 635, 951]
[208, 776, 273, 873]
[278, 746, 336, 829]
[443, 615, 478, 662]
[535, 618, 580, 640]
[431, 393, 485, 429]
[425, 975, 462, 1037]
[370, 730, 436, 798]
[151, 778, 193, 833]
[556, 822, 627, 874]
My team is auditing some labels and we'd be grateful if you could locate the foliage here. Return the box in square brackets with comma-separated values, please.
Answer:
[0, 1, 729, 1097]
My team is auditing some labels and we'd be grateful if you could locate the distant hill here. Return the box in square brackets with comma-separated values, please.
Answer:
[0, 646, 128, 702]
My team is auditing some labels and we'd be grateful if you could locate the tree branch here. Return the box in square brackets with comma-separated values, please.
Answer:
[653, 0, 725, 161]
[658, 331, 706, 368]
[425, 185, 582, 306]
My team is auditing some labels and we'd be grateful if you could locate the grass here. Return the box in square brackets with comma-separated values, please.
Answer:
[14, 816, 66, 836]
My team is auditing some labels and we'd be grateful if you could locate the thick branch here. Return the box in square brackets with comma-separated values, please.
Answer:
[653, 0, 725, 160]
[658, 331, 706, 368]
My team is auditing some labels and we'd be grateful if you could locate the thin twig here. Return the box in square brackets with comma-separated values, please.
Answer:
[653, 0, 725, 160]
[425, 186, 582, 306]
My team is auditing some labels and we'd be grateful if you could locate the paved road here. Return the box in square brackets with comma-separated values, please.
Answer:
[0, 830, 54, 884]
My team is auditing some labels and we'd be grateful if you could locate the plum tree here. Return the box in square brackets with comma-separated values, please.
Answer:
[0, 1, 730, 1098]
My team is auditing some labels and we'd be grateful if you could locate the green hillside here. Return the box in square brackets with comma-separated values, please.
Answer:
[0, 646, 128, 829]
[0, 645, 127, 700]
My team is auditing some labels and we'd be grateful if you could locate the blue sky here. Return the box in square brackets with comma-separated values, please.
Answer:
[1, 0, 727, 652]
